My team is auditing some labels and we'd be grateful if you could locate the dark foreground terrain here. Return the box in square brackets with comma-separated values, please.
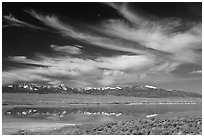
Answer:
[15, 116, 202, 135]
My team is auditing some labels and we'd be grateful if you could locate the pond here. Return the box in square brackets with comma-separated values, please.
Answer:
[5, 103, 202, 124]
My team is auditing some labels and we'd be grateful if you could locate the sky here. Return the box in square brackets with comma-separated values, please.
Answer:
[2, 2, 202, 93]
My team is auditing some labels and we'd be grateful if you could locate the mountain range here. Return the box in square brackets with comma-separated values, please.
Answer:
[2, 83, 202, 98]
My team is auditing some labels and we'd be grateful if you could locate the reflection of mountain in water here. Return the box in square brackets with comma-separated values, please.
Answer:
[5, 104, 201, 119]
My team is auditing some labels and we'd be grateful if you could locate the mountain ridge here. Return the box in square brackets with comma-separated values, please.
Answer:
[2, 83, 202, 98]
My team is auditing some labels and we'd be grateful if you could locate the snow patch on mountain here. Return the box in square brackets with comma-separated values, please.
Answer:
[145, 85, 157, 89]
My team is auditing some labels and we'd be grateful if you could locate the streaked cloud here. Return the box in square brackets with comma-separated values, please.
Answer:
[105, 3, 146, 24]
[8, 56, 27, 61]
[189, 70, 202, 74]
[50, 44, 83, 54]
[25, 8, 201, 65]
[2, 3, 202, 87]
[3, 54, 155, 86]
[25, 9, 153, 55]
[3, 53, 184, 87]
[3, 68, 50, 85]
[3, 14, 43, 30]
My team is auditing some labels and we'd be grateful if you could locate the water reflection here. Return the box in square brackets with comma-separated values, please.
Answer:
[6, 104, 201, 119]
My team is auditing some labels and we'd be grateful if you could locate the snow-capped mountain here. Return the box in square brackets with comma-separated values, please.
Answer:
[83, 86, 122, 91]
[3, 83, 202, 98]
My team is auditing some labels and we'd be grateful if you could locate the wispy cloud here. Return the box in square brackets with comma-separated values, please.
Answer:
[26, 8, 201, 64]
[100, 4, 201, 65]
[4, 53, 155, 86]
[3, 52, 184, 87]
[189, 70, 202, 74]
[50, 44, 83, 54]
[100, 19, 201, 53]
[3, 14, 43, 30]
[3, 68, 50, 85]
[8, 56, 27, 61]
[3, 4, 202, 87]
[25, 9, 154, 55]
[105, 3, 146, 24]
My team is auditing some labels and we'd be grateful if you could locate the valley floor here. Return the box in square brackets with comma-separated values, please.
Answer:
[2, 93, 202, 105]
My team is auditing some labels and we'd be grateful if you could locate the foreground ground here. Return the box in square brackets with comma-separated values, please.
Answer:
[2, 93, 202, 135]
[15, 115, 202, 135]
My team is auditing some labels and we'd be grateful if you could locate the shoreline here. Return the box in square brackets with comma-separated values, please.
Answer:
[68, 101, 202, 105]
[3, 100, 202, 106]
